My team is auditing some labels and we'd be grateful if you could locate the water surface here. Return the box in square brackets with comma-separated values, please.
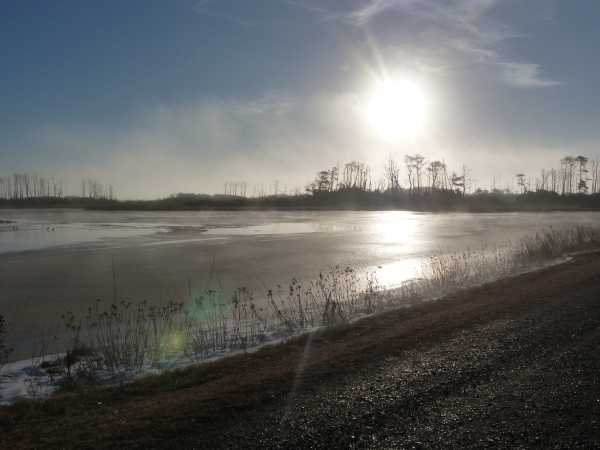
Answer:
[1, 209, 598, 360]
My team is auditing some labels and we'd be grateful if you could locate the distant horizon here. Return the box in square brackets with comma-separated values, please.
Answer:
[2, 150, 600, 202]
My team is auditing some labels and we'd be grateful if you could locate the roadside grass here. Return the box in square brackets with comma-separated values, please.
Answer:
[3, 226, 600, 402]
[0, 314, 13, 387]
[415, 226, 600, 297]
[1, 244, 600, 449]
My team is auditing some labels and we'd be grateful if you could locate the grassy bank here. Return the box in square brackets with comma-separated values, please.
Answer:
[2, 226, 600, 403]
[1, 240, 600, 448]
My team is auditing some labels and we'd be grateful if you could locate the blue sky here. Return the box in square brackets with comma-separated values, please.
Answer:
[1, 0, 599, 198]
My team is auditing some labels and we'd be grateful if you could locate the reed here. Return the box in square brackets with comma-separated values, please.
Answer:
[0, 315, 11, 371]
[23, 326, 59, 398]
[0, 315, 13, 398]
[20, 225, 600, 393]
[416, 226, 600, 298]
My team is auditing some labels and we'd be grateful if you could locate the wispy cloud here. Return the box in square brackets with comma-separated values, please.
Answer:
[193, 0, 256, 27]
[284, 0, 330, 14]
[346, 0, 418, 27]
[281, 0, 349, 27]
[497, 62, 563, 88]
[343, 0, 561, 88]
[193, 0, 213, 15]
[233, 95, 296, 115]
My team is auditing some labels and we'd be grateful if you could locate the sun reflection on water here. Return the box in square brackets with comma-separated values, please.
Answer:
[372, 212, 422, 287]
[375, 211, 419, 241]
[376, 259, 420, 288]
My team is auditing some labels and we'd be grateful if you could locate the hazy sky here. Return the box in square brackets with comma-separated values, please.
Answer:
[2, 0, 599, 199]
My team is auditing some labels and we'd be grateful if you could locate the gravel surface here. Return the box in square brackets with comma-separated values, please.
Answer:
[177, 273, 600, 449]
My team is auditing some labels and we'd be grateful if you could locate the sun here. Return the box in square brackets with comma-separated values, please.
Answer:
[368, 80, 427, 139]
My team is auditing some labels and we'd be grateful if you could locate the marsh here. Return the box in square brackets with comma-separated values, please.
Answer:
[1, 209, 599, 360]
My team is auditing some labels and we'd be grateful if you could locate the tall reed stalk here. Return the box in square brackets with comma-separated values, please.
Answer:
[30, 226, 600, 387]
[0, 315, 12, 371]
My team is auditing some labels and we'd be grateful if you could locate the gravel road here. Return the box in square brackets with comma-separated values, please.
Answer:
[178, 267, 600, 449]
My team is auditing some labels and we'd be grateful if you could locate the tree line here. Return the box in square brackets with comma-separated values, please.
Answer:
[216, 153, 600, 202]
[303, 155, 472, 197]
[0, 173, 115, 200]
[513, 155, 599, 195]
[302, 153, 600, 198]
[80, 152, 600, 211]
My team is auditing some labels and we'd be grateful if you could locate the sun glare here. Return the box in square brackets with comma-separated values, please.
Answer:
[368, 81, 427, 139]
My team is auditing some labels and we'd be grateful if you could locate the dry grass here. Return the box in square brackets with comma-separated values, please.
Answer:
[0, 315, 12, 380]
[415, 226, 600, 297]
[8, 226, 600, 395]
[2, 247, 600, 449]
[80, 226, 600, 370]
[2, 226, 600, 449]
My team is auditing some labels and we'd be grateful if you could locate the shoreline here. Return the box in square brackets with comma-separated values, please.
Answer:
[6, 210, 598, 361]
[3, 190, 600, 213]
[3, 204, 600, 213]
[1, 249, 600, 448]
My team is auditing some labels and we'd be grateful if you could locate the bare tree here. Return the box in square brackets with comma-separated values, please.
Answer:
[451, 172, 464, 194]
[49, 175, 57, 197]
[304, 181, 316, 194]
[575, 156, 589, 193]
[329, 165, 339, 191]
[413, 154, 427, 193]
[537, 169, 550, 192]
[549, 168, 559, 193]
[516, 173, 527, 194]
[403, 155, 416, 192]
[426, 160, 445, 191]
[591, 156, 600, 194]
[314, 171, 330, 191]
[560, 156, 577, 194]
[383, 154, 400, 196]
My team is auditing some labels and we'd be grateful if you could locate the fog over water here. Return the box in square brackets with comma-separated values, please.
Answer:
[1, 209, 599, 360]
